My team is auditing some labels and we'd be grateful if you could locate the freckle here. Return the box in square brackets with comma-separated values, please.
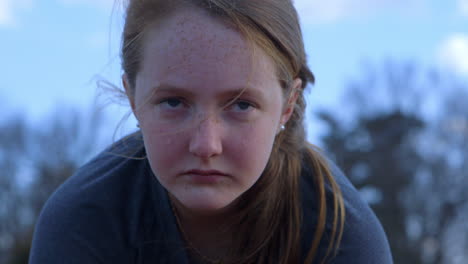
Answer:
[240, 138, 249, 149]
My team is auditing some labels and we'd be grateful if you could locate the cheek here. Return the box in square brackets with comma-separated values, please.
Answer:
[141, 125, 185, 177]
[227, 121, 277, 175]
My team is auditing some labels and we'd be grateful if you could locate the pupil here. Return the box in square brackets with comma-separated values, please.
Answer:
[238, 102, 250, 110]
[167, 99, 180, 107]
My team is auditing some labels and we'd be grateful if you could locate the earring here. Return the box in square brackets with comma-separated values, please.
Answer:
[281, 125, 285, 131]
[137, 123, 140, 128]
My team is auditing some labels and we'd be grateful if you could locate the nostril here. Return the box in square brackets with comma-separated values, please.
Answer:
[189, 124, 223, 158]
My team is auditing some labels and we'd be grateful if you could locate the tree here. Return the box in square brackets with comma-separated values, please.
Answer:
[317, 61, 468, 264]
[0, 116, 30, 264]
[0, 106, 104, 263]
[403, 87, 468, 264]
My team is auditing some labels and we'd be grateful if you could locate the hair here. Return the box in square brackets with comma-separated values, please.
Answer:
[120, 0, 345, 263]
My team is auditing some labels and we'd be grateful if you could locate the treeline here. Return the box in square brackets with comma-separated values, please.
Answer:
[1, 61, 467, 263]
[0, 108, 104, 264]
[319, 61, 468, 264]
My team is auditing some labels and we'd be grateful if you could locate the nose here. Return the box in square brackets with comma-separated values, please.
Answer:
[189, 116, 223, 159]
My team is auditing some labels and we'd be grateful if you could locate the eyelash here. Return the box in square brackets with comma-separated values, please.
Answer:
[165, 98, 182, 106]
[156, 97, 257, 112]
[157, 97, 185, 109]
[228, 100, 255, 112]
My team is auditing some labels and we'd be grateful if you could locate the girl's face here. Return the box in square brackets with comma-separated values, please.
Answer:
[126, 9, 298, 215]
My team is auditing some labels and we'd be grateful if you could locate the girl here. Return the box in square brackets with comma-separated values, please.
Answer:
[29, 0, 393, 263]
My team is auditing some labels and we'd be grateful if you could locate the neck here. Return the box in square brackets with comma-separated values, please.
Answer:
[169, 195, 236, 262]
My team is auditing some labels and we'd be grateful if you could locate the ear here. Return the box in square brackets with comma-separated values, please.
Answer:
[122, 74, 136, 112]
[279, 78, 302, 127]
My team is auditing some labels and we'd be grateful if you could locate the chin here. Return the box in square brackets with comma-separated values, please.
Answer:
[176, 192, 238, 215]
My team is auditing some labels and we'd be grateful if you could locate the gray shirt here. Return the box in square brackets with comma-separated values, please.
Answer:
[29, 136, 393, 263]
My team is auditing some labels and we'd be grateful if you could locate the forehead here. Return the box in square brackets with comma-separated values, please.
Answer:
[138, 9, 278, 92]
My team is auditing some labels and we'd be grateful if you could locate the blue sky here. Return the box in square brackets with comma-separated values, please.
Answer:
[1, 0, 468, 141]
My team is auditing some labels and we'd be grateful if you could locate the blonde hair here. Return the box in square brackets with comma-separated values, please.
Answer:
[120, 0, 345, 263]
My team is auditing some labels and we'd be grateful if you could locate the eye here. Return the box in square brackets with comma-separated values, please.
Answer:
[159, 97, 184, 109]
[166, 98, 182, 107]
[229, 100, 255, 112]
[235, 101, 252, 110]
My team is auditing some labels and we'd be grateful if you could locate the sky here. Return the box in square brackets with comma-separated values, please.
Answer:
[1, 0, 468, 141]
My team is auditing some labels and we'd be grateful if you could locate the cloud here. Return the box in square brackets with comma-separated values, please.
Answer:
[293, 0, 425, 24]
[438, 34, 468, 76]
[459, 0, 468, 17]
[0, 0, 32, 26]
[0, 0, 14, 26]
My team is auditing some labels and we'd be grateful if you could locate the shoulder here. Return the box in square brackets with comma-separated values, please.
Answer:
[46, 133, 156, 231]
[29, 134, 168, 263]
[327, 163, 393, 263]
[300, 154, 393, 263]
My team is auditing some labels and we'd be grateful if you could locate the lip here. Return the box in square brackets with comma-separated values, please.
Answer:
[181, 169, 230, 184]
[183, 169, 230, 176]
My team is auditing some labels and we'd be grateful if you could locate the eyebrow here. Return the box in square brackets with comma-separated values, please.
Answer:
[150, 83, 266, 100]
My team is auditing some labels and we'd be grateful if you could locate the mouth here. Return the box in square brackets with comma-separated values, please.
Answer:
[184, 169, 229, 176]
[181, 169, 230, 184]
